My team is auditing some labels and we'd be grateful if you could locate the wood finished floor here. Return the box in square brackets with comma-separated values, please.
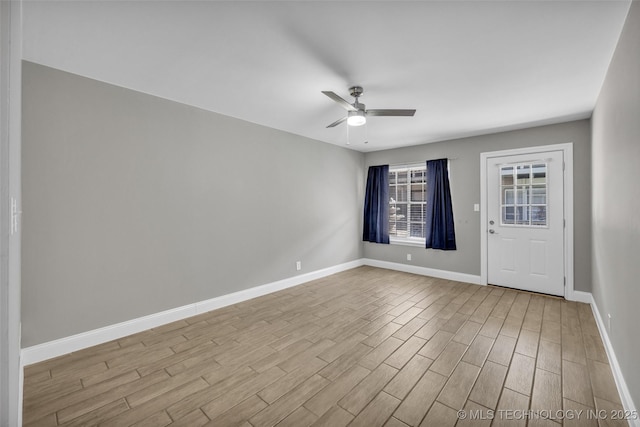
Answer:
[23, 266, 626, 427]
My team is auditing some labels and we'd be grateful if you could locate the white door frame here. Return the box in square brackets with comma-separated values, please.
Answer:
[0, 0, 23, 425]
[480, 143, 575, 300]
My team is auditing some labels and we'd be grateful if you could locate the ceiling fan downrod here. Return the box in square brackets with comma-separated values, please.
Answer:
[349, 86, 364, 109]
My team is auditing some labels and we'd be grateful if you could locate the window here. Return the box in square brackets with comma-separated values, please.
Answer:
[389, 164, 426, 244]
[500, 163, 547, 227]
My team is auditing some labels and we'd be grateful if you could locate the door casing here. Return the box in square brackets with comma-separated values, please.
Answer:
[480, 143, 575, 300]
[1, 0, 23, 425]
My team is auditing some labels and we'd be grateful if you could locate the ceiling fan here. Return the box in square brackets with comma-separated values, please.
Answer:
[322, 86, 416, 128]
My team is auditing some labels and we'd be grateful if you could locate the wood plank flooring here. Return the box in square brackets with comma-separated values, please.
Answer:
[23, 266, 626, 426]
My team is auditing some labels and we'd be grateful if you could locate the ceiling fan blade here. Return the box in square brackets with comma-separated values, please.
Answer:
[322, 91, 357, 111]
[366, 109, 416, 117]
[326, 116, 347, 128]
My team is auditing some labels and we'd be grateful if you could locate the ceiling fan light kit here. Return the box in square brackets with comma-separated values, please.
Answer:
[347, 110, 367, 126]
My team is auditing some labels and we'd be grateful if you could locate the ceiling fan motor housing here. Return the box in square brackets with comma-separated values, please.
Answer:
[349, 86, 364, 98]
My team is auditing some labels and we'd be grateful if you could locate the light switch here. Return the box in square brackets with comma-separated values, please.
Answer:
[473, 203, 480, 212]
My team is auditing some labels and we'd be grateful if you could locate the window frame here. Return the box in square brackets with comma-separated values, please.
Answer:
[388, 163, 427, 247]
[499, 162, 549, 228]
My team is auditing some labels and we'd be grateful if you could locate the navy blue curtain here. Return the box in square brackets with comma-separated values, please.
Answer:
[425, 159, 457, 250]
[363, 165, 390, 244]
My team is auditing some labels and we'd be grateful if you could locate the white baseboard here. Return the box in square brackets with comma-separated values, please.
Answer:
[589, 295, 639, 427]
[21, 305, 195, 365]
[192, 259, 363, 315]
[20, 258, 481, 365]
[18, 352, 23, 427]
[362, 258, 483, 285]
[25, 254, 636, 427]
[21, 259, 364, 365]
[569, 290, 593, 304]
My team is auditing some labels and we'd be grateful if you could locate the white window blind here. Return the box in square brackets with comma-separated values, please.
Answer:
[389, 164, 426, 244]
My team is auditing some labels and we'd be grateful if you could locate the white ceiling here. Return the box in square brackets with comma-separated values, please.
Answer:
[22, 1, 631, 152]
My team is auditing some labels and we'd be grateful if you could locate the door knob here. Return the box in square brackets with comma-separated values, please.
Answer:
[489, 229, 496, 234]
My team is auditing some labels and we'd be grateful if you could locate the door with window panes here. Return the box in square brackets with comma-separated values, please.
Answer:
[487, 151, 564, 296]
[389, 165, 426, 244]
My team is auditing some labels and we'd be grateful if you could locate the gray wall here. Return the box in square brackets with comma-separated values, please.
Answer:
[22, 62, 364, 347]
[364, 120, 592, 292]
[591, 0, 640, 410]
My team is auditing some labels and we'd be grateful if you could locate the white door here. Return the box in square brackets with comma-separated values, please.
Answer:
[487, 150, 564, 296]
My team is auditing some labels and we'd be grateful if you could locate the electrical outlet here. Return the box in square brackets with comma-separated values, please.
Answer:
[407, 254, 412, 261]
[296, 261, 301, 271]
[608, 313, 612, 332]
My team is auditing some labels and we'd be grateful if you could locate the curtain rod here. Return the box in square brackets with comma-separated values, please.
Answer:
[389, 158, 457, 168]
